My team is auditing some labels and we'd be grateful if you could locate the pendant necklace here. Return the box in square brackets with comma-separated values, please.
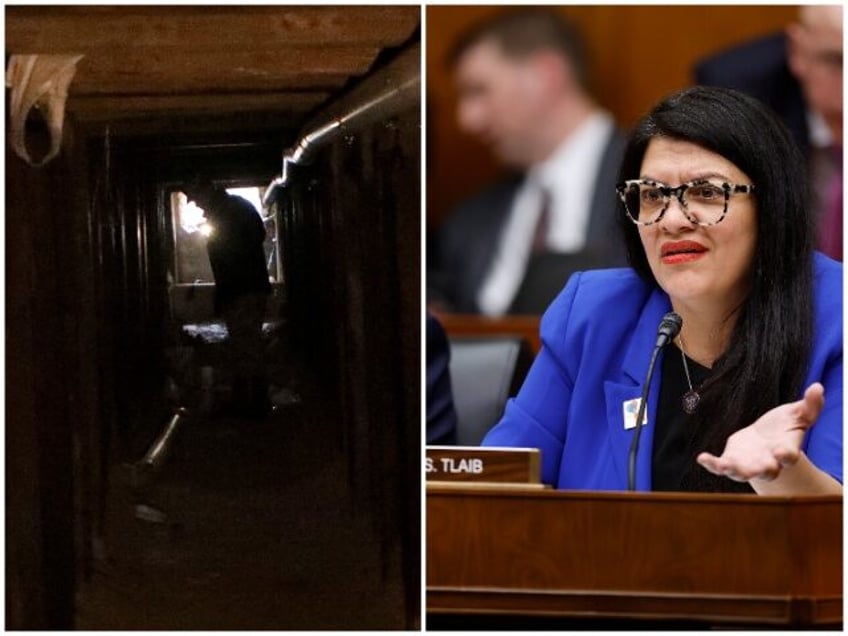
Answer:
[678, 334, 700, 415]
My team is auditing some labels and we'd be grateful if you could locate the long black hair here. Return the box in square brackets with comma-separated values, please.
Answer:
[617, 86, 814, 492]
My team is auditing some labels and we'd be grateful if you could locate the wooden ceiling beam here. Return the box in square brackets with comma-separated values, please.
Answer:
[75, 111, 301, 138]
[5, 6, 419, 54]
[71, 73, 350, 96]
[67, 46, 377, 95]
[67, 92, 329, 120]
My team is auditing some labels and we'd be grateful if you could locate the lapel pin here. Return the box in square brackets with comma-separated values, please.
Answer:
[622, 397, 648, 430]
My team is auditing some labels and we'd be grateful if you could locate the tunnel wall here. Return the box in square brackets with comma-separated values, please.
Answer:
[6, 121, 99, 628]
[279, 106, 421, 625]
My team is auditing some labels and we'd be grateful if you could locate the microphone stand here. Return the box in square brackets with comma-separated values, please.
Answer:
[627, 312, 682, 491]
[627, 348, 661, 491]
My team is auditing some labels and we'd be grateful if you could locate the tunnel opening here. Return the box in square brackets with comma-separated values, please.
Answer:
[66, 113, 419, 629]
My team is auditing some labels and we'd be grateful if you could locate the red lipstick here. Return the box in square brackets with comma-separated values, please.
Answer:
[661, 240, 708, 264]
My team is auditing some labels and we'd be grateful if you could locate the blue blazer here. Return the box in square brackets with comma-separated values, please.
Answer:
[482, 253, 843, 491]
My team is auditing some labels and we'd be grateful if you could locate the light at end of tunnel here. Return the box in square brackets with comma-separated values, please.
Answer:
[199, 222, 214, 237]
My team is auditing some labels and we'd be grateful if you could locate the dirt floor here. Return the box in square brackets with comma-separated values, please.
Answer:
[75, 381, 410, 630]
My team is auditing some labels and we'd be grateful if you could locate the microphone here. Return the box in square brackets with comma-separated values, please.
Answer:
[627, 311, 682, 491]
[655, 312, 683, 348]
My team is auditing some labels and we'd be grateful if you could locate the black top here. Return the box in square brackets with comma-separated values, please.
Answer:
[652, 345, 714, 492]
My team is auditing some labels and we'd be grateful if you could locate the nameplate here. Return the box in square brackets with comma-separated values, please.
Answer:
[426, 446, 541, 484]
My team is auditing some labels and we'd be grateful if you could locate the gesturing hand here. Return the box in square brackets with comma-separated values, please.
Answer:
[696, 383, 825, 483]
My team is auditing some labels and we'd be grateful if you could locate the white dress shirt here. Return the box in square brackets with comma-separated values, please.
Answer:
[477, 110, 615, 316]
[808, 110, 838, 211]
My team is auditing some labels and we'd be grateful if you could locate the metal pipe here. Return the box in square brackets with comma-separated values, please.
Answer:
[289, 120, 341, 165]
[138, 407, 188, 472]
[126, 407, 188, 493]
[263, 41, 420, 205]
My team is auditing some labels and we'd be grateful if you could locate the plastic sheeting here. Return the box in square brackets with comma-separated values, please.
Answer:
[6, 54, 84, 167]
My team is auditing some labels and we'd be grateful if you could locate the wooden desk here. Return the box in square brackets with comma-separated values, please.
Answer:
[427, 485, 842, 628]
[434, 313, 541, 354]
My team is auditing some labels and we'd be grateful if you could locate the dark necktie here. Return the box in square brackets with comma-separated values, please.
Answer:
[531, 189, 551, 254]
[819, 146, 842, 261]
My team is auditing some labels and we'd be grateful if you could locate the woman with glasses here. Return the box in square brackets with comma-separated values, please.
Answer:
[482, 86, 842, 495]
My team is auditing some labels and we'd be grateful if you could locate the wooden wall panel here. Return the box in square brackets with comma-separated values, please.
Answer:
[6, 142, 60, 630]
[6, 120, 99, 629]
[278, 107, 421, 628]
[427, 5, 800, 228]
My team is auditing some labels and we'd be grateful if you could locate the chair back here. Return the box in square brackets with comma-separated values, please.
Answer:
[447, 336, 534, 446]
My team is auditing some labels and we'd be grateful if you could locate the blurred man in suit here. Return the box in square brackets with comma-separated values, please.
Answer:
[429, 9, 626, 316]
[695, 5, 842, 260]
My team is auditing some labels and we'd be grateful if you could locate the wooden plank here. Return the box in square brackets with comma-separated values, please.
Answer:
[6, 6, 420, 52]
[69, 48, 369, 95]
[6, 125, 86, 629]
[72, 45, 380, 81]
[428, 589, 841, 626]
[73, 112, 302, 137]
[67, 91, 329, 119]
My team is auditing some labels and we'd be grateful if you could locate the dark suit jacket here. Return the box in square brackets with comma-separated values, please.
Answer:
[430, 127, 627, 314]
[426, 313, 458, 445]
[694, 32, 810, 157]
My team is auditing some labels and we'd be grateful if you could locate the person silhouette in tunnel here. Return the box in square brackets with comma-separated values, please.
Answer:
[183, 177, 273, 419]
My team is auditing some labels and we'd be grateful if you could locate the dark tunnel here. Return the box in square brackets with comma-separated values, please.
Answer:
[6, 6, 421, 630]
